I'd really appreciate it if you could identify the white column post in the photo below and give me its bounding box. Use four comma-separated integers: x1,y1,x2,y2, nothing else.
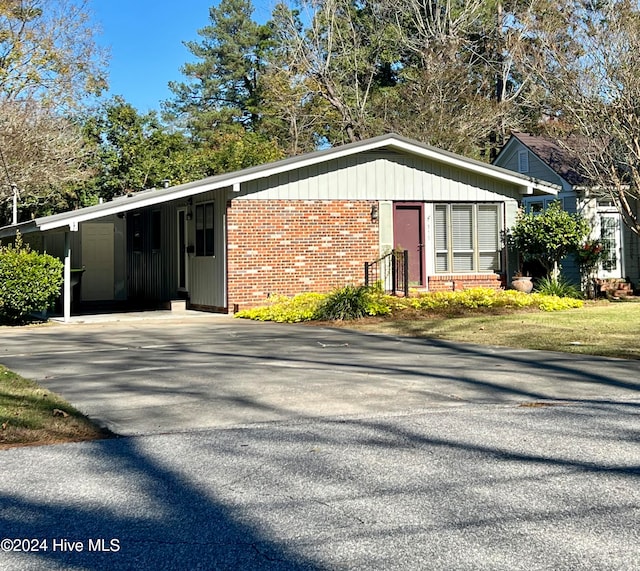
12,185,17,226
63,230,71,323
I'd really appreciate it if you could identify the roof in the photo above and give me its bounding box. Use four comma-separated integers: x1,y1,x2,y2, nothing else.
0,133,559,238
504,132,588,187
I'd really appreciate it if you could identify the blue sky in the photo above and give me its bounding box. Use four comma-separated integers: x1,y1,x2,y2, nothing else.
90,1,272,113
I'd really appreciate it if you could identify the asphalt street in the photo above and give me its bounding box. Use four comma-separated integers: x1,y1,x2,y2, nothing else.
0,315,638,570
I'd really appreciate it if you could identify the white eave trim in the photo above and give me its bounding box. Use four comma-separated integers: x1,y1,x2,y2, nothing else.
4,134,559,236
227,136,559,195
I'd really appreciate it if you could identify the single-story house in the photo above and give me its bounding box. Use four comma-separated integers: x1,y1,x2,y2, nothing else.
494,132,640,288
0,134,558,321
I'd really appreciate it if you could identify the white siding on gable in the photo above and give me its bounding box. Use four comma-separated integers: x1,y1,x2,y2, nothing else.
238,151,527,203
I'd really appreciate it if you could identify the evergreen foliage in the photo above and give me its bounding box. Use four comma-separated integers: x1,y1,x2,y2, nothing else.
509,202,590,279
534,276,583,299
0,234,63,323
316,285,389,321
235,287,583,323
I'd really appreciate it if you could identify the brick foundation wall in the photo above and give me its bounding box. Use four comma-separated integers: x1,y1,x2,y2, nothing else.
428,273,505,292
227,200,379,309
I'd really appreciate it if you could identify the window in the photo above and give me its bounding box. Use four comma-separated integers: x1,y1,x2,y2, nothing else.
195,202,214,256
518,150,529,173
434,204,501,273
528,201,544,213
600,215,618,272
151,210,162,251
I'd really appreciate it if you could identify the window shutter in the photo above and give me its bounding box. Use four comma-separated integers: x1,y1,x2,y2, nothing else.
452,205,473,249
518,150,529,173
477,205,498,250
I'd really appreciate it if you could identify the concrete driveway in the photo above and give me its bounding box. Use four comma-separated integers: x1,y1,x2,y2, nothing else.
1,314,639,570
0,313,639,436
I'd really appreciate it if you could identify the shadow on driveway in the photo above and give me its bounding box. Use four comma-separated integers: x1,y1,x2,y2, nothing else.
0,319,639,436
1,401,639,569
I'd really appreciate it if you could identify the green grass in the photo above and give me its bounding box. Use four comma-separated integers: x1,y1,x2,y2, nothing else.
329,301,640,360
0,366,112,449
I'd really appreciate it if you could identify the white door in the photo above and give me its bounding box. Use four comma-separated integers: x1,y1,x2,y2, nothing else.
81,223,115,301
598,213,623,279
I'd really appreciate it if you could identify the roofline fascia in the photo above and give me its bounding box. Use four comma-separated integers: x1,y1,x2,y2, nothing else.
35,184,229,232
387,138,558,195
2,134,558,235
0,220,38,239
492,134,519,163
222,135,559,195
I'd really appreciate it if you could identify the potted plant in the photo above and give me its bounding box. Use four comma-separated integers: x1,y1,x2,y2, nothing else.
510,271,534,293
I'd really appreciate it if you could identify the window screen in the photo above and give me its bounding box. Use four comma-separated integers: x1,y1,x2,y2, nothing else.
434,204,501,273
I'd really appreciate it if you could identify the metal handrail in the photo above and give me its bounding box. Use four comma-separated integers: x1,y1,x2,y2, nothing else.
364,249,409,296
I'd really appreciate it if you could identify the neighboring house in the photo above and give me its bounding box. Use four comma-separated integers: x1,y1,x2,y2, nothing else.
0,134,557,321
494,132,640,287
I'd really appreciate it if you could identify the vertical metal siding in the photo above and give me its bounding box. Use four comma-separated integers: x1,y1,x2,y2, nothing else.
240,151,524,202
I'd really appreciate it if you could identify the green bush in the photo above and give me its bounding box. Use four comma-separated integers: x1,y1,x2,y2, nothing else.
234,286,392,323
317,285,391,321
234,287,583,323
509,201,590,277
389,287,583,312
534,276,583,299
0,234,64,323
234,292,326,323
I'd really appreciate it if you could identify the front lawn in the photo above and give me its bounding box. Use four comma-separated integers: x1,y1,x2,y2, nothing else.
0,366,112,450
330,301,640,360
235,287,639,360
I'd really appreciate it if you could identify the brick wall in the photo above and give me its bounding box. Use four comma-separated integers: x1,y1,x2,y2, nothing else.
227,199,379,309
428,273,505,292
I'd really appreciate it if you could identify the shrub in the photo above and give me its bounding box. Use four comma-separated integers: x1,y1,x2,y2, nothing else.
387,287,583,313
534,276,583,299
0,234,63,323
508,201,590,277
234,286,393,323
234,287,583,323
234,292,326,323
531,293,583,311
317,285,391,321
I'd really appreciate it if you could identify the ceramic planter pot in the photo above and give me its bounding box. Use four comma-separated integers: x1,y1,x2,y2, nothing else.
511,276,534,293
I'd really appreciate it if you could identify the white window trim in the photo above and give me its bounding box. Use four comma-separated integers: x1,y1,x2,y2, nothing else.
433,203,502,274
518,150,529,173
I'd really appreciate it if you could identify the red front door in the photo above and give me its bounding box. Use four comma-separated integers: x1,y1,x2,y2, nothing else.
393,203,424,286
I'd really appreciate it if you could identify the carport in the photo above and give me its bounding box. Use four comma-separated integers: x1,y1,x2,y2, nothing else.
0,179,230,322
